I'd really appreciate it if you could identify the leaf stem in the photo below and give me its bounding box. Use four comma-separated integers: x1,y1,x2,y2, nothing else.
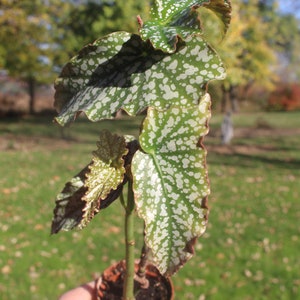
123,180,135,300
119,189,126,209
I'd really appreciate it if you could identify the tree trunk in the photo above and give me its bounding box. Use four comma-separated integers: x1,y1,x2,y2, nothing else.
28,77,36,114
221,84,239,113
221,84,229,113
229,85,239,112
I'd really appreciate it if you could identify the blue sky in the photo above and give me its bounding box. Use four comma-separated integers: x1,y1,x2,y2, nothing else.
277,0,300,18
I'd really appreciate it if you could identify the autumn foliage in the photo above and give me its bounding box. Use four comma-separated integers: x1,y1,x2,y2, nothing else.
268,83,300,111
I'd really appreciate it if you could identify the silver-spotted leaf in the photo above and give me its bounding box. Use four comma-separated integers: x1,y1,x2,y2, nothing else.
81,130,128,228
54,32,225,126
140,0,232,52
132,94,211,276
54,31,132,119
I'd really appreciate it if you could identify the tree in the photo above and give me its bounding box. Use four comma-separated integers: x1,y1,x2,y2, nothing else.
278,16,300,82
200,0,300,111
0,0,150,114
271,13,300,82
0,0,62,113
257,0,300,82
221,0,276,111
58,0,150,57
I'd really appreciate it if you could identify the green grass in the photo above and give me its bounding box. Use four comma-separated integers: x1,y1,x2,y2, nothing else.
209,110,300,130
0,111,299,300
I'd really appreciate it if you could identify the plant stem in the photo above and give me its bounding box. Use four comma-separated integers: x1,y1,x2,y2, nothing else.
123,180,135,300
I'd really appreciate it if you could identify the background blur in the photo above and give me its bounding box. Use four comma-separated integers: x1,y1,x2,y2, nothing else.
0,0,300,115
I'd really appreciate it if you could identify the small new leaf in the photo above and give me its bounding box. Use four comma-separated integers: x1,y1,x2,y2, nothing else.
140,0,232,52
81,130,128,228
132,94,211,276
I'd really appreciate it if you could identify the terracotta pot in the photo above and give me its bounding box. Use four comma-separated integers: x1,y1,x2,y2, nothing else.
96,260,174,300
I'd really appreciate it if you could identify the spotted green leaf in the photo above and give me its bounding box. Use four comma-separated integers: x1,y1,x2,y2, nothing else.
132,94,211,276
54,32,225,126
140,0,232,52
54,31,131,120
81,130,128,228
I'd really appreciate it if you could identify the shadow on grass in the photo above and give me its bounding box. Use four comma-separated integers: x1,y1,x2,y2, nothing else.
208,150,300,171
0,114,143,142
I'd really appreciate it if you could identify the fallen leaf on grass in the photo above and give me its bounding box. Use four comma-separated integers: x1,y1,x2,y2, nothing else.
216,252,225,260
1,265,11,275
244,269,252,278
246,176,264,183
34,224,44,230
2,187,19,194
108,226,121,234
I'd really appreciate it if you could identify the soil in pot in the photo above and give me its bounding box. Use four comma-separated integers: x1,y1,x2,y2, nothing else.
97,260,174,300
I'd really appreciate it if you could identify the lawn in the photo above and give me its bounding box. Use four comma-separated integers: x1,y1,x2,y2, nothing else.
0,111,299,300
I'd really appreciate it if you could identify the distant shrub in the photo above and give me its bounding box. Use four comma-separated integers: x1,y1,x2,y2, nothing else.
267,83,300,111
